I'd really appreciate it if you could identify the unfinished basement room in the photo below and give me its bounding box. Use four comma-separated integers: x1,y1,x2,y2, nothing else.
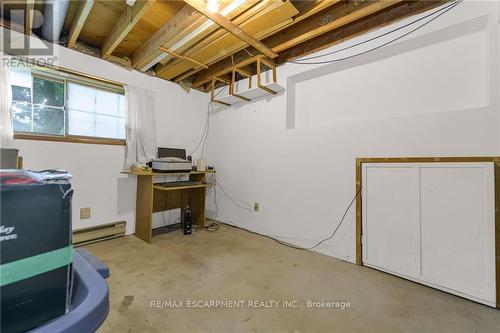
1,0,500,332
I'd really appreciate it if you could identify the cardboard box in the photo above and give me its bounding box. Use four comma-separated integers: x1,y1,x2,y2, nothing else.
1,180,73,333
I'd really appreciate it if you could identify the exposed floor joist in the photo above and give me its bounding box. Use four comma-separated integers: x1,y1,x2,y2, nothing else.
131,0,256,71
291,0,341,24
190,0,406,88
269,0,403,54
101,0,156,59
1,0,451,92
155,0,298,80
67,0,94,48
130,4,205,70
182,0,278,59
159,46,208,69
155,0,260,67
167,0,341,83
278,0,449,62
155,0,281,80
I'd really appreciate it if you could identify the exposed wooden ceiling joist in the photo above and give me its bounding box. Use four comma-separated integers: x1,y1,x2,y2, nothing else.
184,0,343,60
270,0,402,53
131,0,256,71
168,0,341,85
101,0,156,59
130,4,204,70
155,0,298,80
156,0,262,67
159,46,208,69
172,17,292,83
67,0,95,48
190,0,404,88
0,0,451,93
291,1,342,24
278,0,448,62
182,0,278,59
156,0,280,80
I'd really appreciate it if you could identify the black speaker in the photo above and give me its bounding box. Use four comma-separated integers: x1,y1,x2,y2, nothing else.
181,207,192,235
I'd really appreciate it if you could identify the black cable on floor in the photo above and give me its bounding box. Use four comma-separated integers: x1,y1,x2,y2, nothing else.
216,188,361,251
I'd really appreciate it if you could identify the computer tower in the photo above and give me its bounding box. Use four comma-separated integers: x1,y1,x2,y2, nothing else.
181,208,192,235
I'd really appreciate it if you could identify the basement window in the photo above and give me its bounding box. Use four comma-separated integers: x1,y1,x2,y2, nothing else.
9,67,126,145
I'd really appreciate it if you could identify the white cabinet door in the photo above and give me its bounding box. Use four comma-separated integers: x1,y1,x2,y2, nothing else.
362,166,420,277
362,162,496,307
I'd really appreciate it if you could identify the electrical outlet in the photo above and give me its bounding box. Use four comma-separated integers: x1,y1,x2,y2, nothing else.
80,207,91,219
254,202,260,212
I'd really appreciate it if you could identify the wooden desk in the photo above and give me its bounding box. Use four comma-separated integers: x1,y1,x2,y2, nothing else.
122,170,213,243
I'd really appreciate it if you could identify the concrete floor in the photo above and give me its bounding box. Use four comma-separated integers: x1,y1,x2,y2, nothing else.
85,225,500,333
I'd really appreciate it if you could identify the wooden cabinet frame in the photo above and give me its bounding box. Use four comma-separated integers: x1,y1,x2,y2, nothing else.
355,156,500,308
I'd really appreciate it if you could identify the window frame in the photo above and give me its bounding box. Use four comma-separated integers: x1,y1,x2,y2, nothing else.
12,69,126,146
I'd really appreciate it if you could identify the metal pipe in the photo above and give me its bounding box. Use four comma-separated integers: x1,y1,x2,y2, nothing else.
41,0,70,43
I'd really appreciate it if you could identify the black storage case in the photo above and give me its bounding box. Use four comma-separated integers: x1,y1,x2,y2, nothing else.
1,182,73,333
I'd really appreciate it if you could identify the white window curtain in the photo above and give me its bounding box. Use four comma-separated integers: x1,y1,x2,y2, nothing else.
0,67,14,148
124,85,157,169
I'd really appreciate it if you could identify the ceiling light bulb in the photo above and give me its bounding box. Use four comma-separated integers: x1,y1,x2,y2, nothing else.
207,0,218,13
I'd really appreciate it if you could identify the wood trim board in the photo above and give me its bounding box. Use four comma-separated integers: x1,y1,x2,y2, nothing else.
14,133,125,146
355,156,500,308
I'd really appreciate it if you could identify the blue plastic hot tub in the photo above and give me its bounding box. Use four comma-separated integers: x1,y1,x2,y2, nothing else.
28,249,110,333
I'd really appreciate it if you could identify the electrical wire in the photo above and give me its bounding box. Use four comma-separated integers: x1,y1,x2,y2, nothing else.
200,103,211,158
243,48,254,57
186,0,456,242
216,181,254,212
188,88,224,158
202,171,361,250
191,1,461,158
206,173,361,250
289,0,461,65
215,174,255,210
294,0,460,62
214,188,361,251
203,175,221,232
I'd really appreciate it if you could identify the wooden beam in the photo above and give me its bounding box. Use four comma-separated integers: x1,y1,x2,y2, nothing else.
157,0,266,67
169,17,293,83
73,41,132,69
131,1,255,71
131,5,204,70
155,1,298,80
191,0,402,88
277,0,447,63
167,0,338,86
159,47,208,69
101,0,156,59
159,0,331,71
25,0,35,35
183,0,278,58
67,0,94,48
291,0,341,24
268,0,402,53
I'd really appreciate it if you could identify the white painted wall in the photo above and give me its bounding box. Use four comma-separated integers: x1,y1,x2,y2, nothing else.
205,1,500,263
1,34,208,235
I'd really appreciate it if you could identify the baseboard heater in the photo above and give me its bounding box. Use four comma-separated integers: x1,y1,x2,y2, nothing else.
73,221,126,247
